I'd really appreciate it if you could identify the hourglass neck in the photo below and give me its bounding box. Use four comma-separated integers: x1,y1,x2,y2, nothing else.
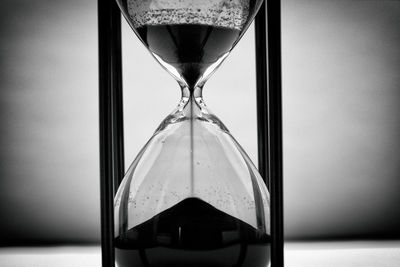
181,86,203,100
177,51,230,100
153,81,228,134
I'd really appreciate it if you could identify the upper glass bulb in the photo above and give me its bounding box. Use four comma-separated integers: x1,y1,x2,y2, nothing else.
116,0,263,88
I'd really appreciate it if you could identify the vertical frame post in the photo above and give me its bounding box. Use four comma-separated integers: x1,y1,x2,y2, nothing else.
255,0,284,266
98,0,124,266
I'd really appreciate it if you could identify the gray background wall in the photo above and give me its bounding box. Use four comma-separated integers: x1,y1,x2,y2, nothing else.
0,0,399,245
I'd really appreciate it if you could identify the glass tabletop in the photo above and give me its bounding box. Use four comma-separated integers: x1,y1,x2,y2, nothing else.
1,241,399,267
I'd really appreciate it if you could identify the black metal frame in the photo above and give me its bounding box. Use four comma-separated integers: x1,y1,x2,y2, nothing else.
98,0,124,266
98,0,283,266
255,1,284,266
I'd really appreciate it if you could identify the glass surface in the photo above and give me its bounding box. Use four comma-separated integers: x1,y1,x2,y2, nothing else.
114,1,270,266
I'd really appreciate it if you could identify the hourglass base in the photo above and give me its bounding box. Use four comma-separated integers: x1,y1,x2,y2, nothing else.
116,244,270,267
115,197,270,267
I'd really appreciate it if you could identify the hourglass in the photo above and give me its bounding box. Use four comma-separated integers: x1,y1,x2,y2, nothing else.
98,0,283,267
